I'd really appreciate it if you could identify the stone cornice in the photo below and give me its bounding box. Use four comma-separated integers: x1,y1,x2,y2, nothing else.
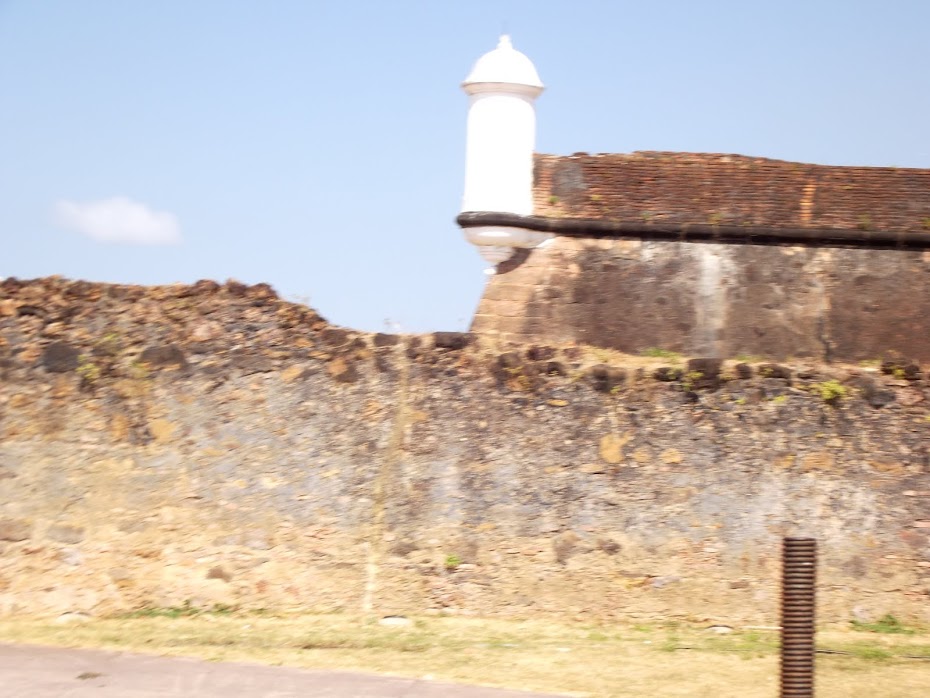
457,211,930,250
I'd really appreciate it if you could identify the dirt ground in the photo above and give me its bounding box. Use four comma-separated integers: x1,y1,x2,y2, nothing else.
1,612,928,697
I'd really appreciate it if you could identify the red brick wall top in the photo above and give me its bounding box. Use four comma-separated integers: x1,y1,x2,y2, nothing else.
533,152,930,234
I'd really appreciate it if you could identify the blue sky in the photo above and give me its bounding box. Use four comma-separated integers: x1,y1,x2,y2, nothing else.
2,1,928,332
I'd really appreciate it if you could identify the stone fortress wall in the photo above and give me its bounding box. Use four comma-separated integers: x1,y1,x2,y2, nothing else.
472,235,930,362
0,277,928,624
469,153,930,361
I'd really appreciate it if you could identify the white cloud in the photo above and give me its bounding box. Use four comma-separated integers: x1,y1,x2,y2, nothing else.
53,197,182,245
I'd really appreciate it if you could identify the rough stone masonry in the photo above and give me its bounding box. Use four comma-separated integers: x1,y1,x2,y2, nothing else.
0,277,928,624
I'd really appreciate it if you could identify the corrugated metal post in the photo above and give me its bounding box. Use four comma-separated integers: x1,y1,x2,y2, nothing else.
780,537,817,698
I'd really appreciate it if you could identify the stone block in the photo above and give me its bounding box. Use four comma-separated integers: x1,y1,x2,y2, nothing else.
140,344,186,369
46,525,84,545
685,358,723,390
433,332,471,351
42,343,80,373
0,519,31,542
588,364,626,393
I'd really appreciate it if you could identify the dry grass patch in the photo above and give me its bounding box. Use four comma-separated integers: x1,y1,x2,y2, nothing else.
0,613,928,697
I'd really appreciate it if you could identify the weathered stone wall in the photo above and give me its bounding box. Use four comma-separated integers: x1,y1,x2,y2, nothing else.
1,277,929,625
473,237,930,362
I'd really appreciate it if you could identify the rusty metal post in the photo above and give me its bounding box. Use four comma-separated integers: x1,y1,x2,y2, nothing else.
780,537,817,698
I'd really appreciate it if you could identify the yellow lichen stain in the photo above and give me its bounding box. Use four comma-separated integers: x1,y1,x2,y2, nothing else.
775,454,796,469
51,377,76,399
868,460,906,475
326,357,349,379
615,575,649,590
361,400,384,420
280,365,304,383
113,379,149,399
82,457,135,477
110,414,129,441
599,432,632,464
17,345,40,363
148,419,177,443
352,347,372,361
8,394,30,409
801,452,835,472
466,461,492,473
669,487,696,504
631,448,652,464
580,463,607,474
659,448,683,465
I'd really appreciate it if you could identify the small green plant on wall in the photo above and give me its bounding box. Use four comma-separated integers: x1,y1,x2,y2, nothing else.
95,331,122,356
850,614,915,635
734,354,763,363
76,355,101,386
681,370,703,392
444,554,462,571
129,360,150,380
815,379,846,403
640,347,681,361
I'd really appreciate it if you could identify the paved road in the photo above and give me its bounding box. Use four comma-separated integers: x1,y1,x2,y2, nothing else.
0,643,568,697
